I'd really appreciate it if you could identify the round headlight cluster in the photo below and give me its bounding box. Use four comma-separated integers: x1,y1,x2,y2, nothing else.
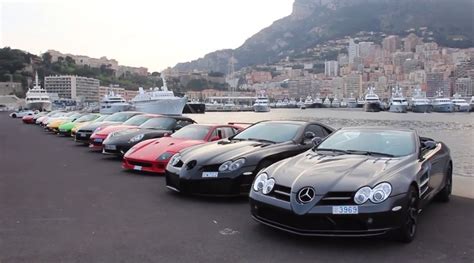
253,173,275,195
169,154,181,166
218,159,245,172
354,182,392,204
129,134,145,143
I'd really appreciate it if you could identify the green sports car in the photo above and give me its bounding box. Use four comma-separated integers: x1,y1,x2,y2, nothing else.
58,113,102,136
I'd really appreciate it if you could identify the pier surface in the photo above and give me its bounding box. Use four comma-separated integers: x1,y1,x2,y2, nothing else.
0,113,473,263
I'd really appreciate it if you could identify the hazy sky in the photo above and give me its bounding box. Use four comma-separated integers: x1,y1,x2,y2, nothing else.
1,0,294,71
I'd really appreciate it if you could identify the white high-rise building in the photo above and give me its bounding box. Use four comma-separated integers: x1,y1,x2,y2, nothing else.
348,39,360,64
324,60,339,77
44,75,100,102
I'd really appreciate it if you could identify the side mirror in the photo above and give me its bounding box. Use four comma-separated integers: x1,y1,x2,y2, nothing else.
210,136,221,142
311,137,323,147
423,141,437,150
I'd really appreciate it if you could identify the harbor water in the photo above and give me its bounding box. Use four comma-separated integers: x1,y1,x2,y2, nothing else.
184,108,474,178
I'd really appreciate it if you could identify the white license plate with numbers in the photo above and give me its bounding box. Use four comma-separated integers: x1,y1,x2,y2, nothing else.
105,145,116,150
202,172,218,178
134,165,142,171
332,206,358,214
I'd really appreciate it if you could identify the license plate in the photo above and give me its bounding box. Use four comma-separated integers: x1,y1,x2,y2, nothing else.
134,165,142,171
94,138,103,143
332,206,358,215
105,145,116,150
79,133,86,137
202,172,218,178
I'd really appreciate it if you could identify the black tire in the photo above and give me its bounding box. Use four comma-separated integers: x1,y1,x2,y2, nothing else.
394,186,419,243
12,114,16,118
435,164,452,202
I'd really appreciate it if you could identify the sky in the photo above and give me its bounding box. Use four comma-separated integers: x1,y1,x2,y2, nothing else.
0,0,294,72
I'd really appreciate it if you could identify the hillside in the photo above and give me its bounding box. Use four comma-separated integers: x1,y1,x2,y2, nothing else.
174,0,473,72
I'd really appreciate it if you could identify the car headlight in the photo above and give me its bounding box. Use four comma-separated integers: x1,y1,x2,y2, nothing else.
370,183,392,203
94,126,103,132
218,161,232,172
253,173,268,192
129,134,145,143
353,182,392,204
354,186,372,205
262,178,275,195
170,154,181,166
219,158,246,172
157,152,174,161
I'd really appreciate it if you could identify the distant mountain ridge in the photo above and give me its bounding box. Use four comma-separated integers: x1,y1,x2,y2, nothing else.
173,0,473,73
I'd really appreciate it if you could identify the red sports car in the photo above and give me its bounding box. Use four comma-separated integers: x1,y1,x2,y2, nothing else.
89,114,161,150
122,124,243,174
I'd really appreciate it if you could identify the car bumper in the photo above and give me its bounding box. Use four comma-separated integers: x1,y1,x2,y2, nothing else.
101,142,132,156
165,166,257,196
75,131,93,143
249,193,407,237
122,158,167,174
58,129,71,136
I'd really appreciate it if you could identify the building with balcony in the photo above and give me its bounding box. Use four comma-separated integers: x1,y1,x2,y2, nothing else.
44,75,100,102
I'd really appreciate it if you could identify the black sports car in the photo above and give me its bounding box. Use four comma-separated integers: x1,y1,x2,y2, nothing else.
165,120,334,196
102,116,196,155
249,127,453,242
74,111,142,144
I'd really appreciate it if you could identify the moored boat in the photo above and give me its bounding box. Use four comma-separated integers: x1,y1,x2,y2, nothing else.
364,87,382,112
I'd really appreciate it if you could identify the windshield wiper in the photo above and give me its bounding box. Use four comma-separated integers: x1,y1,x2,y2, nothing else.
247,138,276,143
346,150,395,158
316,148,351,154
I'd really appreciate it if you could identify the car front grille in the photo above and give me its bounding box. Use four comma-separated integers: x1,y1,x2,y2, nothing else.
128,160,153,167
318,192,355,206
269,184,291,202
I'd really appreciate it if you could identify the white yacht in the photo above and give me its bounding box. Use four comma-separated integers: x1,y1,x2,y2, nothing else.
432,90,454,113
346,93,358,108
313,94,323,108
303,96,314,108
322,97,331,108
288,98,297,108
276,98,290,108
131,76,187,115
100,91,131,114
205,101,224,112
410,87,432,113
451,94,470,112
470,96,474,112
296,98,305,109
253,92,270,112
25,72,52,111
389,86,408,113
364,87,382,112
331,96,341,108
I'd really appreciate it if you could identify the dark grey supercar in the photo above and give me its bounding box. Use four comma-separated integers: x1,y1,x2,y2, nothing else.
249,127,452,243
165,120,334,196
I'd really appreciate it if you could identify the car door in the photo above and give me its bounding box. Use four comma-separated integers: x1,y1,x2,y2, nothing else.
418,139,444,200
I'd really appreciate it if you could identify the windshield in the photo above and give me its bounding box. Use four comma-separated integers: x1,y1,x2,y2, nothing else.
123,115,155,126
171,125,210,140
103,112,136,122
75,114,99,122
139,117,176,130
316,130,415,157
93,115,107,122
233,122,300,143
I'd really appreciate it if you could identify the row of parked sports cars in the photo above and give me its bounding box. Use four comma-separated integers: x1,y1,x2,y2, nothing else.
18,110,453,242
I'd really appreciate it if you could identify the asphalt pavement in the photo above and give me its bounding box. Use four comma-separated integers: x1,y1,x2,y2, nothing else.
0,113,473,263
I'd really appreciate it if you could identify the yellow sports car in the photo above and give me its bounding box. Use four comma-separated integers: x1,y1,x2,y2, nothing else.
47,112,85,133
71,114,108,137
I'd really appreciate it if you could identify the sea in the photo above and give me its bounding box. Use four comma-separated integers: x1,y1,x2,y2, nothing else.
184,108,474,178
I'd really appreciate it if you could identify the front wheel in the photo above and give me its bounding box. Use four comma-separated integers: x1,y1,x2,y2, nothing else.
394,186,419,243
11,114,17,118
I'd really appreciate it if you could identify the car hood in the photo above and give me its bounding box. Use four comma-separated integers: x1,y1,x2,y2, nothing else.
96,125,137,136
78,121,121,131
179,140,287,165
268,152,412,194
105,128,170,143
126,137,205,161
